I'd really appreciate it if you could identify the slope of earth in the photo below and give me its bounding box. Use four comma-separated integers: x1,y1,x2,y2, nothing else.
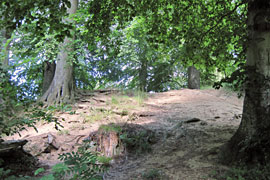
5,88,243,179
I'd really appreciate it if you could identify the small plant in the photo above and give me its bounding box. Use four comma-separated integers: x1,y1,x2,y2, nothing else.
0,168,11,179
142,169,162,180
133,90,148,105
97,156,112,165
120,129,155,154
47,103,73,113
82,109,114,123
35,164,69,180
111,96,120,105
58,141,108,179
36,140,108,180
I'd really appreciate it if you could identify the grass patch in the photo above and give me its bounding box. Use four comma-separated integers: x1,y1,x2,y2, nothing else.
111,95,132,105
109,90,147,110
200,85,215,90
82,109,115,123
133,90,148,105
99,123,122,133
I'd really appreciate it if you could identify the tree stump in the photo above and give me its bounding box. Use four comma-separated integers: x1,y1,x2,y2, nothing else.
88,123,156,158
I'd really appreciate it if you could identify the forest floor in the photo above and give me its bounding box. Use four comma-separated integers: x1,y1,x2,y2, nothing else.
6,88,243,180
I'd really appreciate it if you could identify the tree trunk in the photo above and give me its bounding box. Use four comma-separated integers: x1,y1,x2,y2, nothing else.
0,29,12,107
188,66,200,89
139,59,148,91
220,0,270,164
42,61,56,95
41,0,78,105
0,29,11,67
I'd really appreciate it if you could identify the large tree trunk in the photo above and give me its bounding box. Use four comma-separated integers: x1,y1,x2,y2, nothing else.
42,61,56,95
41,0,78,105
221,0,270,164
188,66,200,89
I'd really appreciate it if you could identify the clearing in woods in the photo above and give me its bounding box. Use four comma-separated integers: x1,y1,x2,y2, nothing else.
6,88,243,179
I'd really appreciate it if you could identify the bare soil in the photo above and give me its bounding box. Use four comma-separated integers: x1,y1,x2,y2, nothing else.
6,88,243,180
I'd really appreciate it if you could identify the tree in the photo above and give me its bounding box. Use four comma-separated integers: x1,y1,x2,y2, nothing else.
0,28,12,110
220,0,270,164
0,29,11,67
4,0,270,165
42,61,56,95
187,66,200,89
41,0,78,105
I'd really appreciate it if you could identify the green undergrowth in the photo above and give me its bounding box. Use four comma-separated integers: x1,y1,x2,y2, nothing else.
97,123,156,155
120,129,155,154
1,140,111,180
35,140,109,180
211,164,270,180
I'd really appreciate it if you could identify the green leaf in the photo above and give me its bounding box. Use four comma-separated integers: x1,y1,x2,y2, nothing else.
34,168,45,176
40,174,55,180
52,163,69,174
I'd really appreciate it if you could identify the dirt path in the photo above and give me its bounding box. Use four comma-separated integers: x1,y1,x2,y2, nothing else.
6,88,243,179
103,89,243,179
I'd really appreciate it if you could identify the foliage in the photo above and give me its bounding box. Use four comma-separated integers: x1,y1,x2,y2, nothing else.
96,156,112,165
0,63,62,137
88,16,187,92
0,63,60,137
0,104,63,138
2,0,248,98
35,141,108,180
0,63,17,118
47,103,74,113
213,64,246,95
9,26,60,98
97,123,156,155
120,129,155,154
59,141,108,179
0,0,73,42
219,164,270,180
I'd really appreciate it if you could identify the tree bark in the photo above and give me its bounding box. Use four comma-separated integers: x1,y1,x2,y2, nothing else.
188,66,200,89
220,0,270,164
42,61,56,95
139,59,148,92
41,0,78,105
0,29,12,108
0,29,11,67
